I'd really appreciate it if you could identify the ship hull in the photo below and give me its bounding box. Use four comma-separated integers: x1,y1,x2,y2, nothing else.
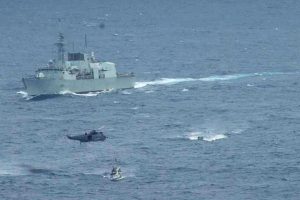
22,76,135,96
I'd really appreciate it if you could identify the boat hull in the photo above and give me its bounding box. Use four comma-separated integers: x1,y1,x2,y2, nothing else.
22,76,135,96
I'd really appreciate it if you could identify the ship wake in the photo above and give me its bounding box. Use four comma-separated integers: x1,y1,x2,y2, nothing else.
59,89,114,97
134,71,291,88
17,89,115,100
59,90,100,97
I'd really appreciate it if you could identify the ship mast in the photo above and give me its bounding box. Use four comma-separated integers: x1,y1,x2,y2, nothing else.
55,33,65,68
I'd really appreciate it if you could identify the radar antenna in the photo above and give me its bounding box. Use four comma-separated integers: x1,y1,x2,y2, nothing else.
84,34,88,50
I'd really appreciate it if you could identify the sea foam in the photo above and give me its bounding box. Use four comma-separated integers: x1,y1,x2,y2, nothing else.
187,131,227,142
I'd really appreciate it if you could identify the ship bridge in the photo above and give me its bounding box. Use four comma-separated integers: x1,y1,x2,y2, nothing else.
65,52,89,70
68,53,84,61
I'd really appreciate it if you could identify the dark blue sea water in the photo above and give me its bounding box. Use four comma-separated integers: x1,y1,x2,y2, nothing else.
1,0,300,199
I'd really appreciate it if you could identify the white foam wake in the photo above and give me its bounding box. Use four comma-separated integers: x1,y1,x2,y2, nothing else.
134,71,289,89
59,89,113,97
199,73,254,81
17,91,29,98
0,165,26,176
121,90,132,95
187,131,227,142
203,134,227,142
134,78,196,88
17,91,34,100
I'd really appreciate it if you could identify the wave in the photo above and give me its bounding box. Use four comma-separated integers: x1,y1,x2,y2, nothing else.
134,71,290,89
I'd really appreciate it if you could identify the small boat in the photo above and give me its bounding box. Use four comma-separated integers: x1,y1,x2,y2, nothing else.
110,166,123,181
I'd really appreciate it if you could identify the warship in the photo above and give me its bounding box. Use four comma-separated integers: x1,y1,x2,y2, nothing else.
22,33,135,96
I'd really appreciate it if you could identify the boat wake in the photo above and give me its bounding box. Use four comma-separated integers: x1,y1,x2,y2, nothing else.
18,71,292,99
186,131,227,142
134,71,291,89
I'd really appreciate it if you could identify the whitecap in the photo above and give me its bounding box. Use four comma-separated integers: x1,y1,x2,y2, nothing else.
182,88,189,92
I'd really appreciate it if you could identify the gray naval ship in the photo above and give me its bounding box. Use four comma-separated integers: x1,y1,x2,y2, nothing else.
22,33,135,96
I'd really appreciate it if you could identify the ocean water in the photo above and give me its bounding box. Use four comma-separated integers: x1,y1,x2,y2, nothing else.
1,0,300,199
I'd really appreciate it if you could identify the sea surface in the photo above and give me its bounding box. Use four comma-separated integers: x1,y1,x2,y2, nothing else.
1,0,300,199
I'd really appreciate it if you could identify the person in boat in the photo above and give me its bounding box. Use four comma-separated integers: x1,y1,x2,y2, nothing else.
111,167,117,175
83,132,90,141
111,166,121,176
87,134,92,141
197,136,204,140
